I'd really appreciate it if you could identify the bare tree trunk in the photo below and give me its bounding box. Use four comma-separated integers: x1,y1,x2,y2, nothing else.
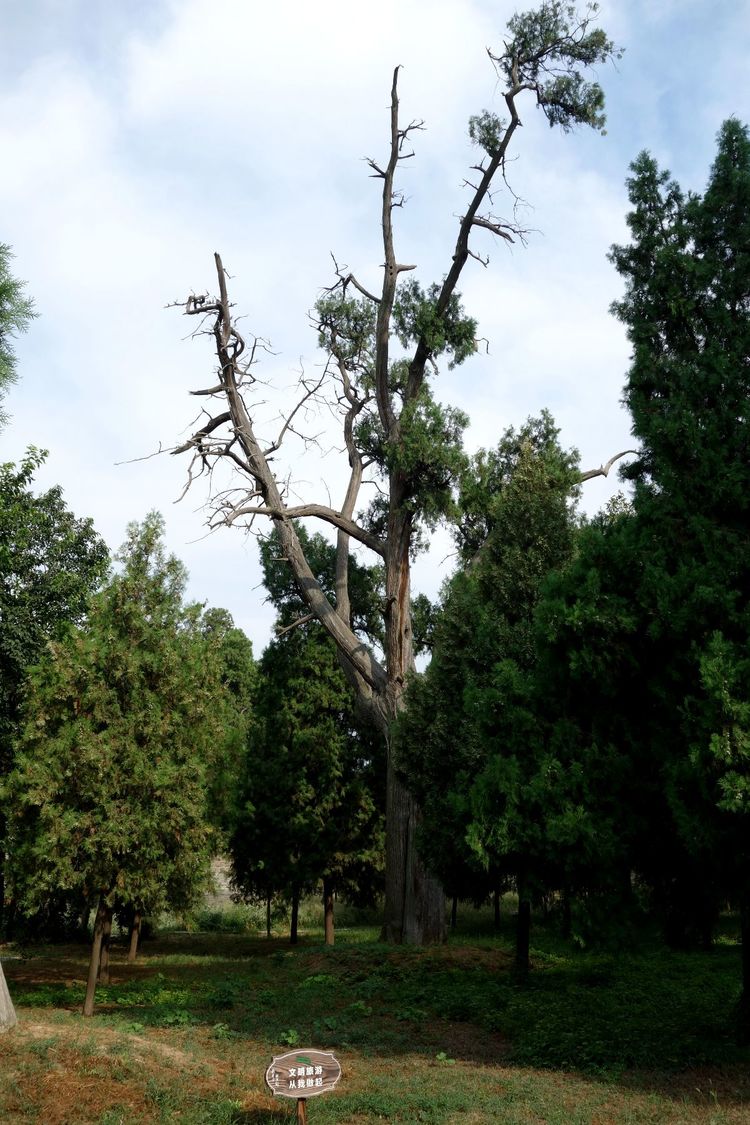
98,907,112,985
127,912,141,963
83,898,108,1017
381,768,445,943
172,25,622,949
0,957,17,1033
323,877,335,947
450,895,458,932
379,503,446,945
290,887,300,946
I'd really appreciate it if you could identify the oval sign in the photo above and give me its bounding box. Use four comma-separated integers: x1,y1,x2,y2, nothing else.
266,1049,341,1100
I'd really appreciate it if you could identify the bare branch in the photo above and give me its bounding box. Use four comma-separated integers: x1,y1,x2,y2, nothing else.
171,411,231,456
224,501,385,558
470,216,515,243
190,384,225,397
326,256,382,305
275,614,314,637
171,252,388,694
579,450,638,483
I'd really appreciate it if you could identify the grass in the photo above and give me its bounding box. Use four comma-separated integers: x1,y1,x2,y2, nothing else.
0,901,749,1123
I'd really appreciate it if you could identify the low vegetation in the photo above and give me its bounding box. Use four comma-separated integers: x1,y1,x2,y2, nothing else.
1,902,748,1124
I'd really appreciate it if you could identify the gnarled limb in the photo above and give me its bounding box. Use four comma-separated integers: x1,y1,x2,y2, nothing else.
579,449,637,482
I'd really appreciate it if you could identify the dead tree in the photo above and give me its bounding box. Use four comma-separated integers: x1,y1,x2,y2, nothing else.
170,5,621,943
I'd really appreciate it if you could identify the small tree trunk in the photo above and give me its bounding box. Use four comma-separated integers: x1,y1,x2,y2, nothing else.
323,877,335,947
0,956,17,1032
290,887,300,945
78,900,91,940
127,912,141,963
83,898,108,1017
450,894,458,932
494,886,501,931
98,907,113,985
266,893,272,939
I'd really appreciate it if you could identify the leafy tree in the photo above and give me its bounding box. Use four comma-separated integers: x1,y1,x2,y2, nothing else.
0,243,35,430
538,120,750,1010
609,117,750,1004
231,570,384,945
3,513,231,1015
397,414,581,969
200,607,257,837
0,449,108,926
171,4,620,942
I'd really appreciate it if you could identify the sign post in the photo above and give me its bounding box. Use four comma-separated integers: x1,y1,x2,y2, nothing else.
266,1048,341,1121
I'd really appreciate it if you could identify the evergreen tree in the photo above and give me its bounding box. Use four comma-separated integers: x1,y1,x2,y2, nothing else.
397,415,581,969
0,449,108,928
539,120,750,1009
200,607,257,838
231,623,384,944
0,243,35,430
611,116,750,941
3,513,230,1014
173,3,620,943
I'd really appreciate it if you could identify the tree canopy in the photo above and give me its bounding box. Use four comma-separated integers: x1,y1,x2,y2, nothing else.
3,513,236,1012
172,2,621,943
0,243,35,430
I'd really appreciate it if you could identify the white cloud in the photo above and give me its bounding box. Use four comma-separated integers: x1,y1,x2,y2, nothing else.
1,0,746,651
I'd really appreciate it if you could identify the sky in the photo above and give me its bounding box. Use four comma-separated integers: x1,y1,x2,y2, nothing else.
1,0,749,656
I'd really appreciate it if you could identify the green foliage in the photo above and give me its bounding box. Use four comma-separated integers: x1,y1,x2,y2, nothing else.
230,619,384,911
315,294,376,380
3,513,232,922
392,280,477,368
5,918,749,1122
535,119,750,956
199,607,257,836
0,449,108,776
315,280,475,535
258,524,385,647
0,243,36,429
611,120,750,881
397,416,581,909
356,385,469,528
468,111,507,158
499,3,620,133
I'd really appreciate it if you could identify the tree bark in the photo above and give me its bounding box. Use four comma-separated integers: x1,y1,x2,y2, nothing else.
98,906,112,985
290,887,300,945
451,894,458,932
0,956,17,1033
83,897,108,1017
381,768,445,943
127,912,141,963
379,501,446,945
323,877,335,947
